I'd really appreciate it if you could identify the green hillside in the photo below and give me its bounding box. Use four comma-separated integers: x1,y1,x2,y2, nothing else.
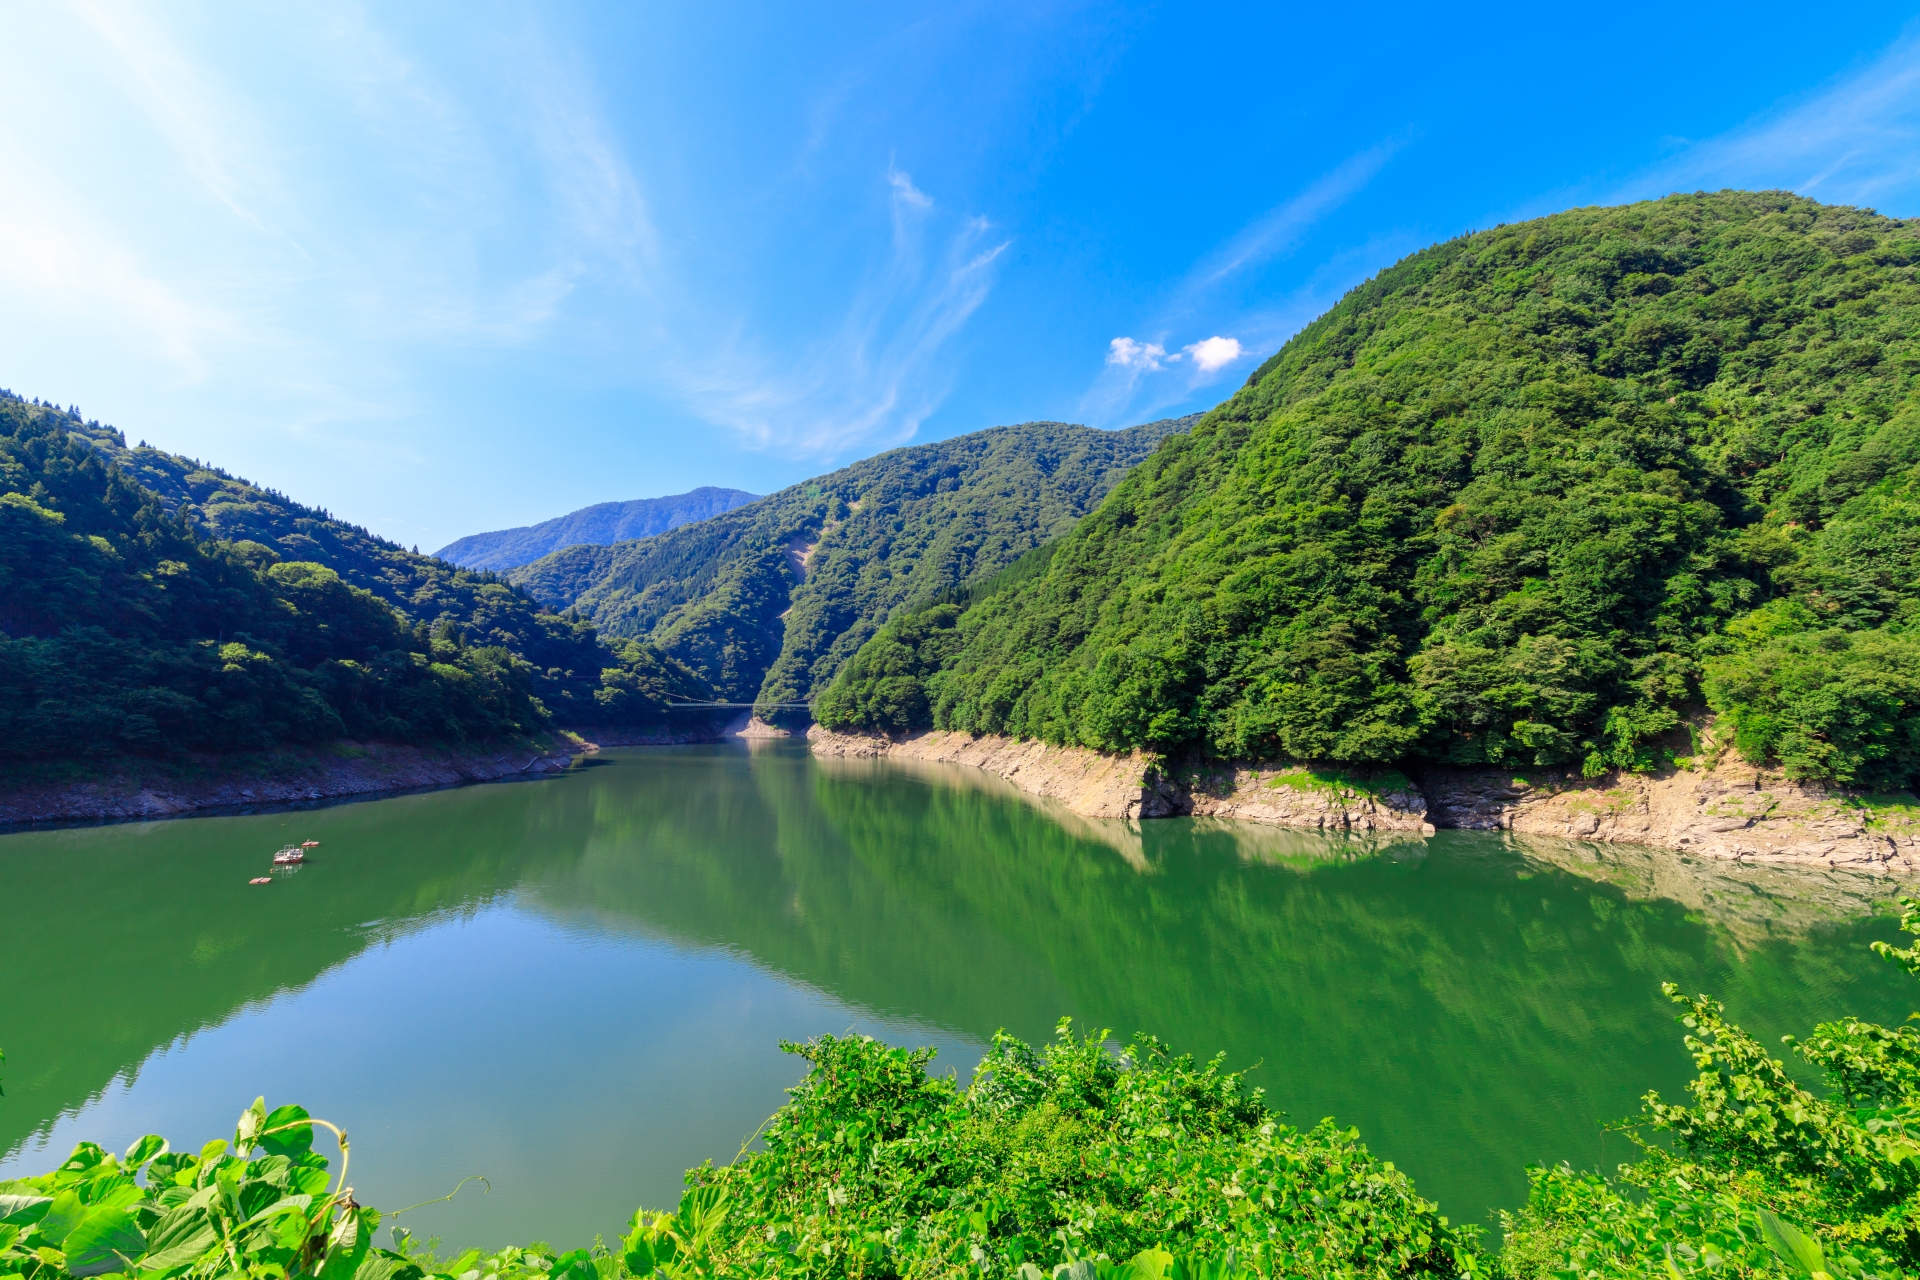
820,191,1920,790
0,395,707,763
511,417,1192,713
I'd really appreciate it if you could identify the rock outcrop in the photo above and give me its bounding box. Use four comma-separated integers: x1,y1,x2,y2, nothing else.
1421,754,1920,872
808,727,1180,820
806,728,1432,831
808,727,1920,871
1177,763,1434,832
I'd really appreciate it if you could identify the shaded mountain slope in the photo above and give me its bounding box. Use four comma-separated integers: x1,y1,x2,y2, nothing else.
100,427,710,729
0,396,538,756
821,191,1920,791
511,417,1195,712
0,394,706,763
433,486,760,571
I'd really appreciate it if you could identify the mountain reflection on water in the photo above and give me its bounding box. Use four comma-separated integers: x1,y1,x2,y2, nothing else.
2,742,1911,1248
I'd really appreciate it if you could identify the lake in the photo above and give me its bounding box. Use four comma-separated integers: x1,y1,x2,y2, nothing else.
2,742,1913,1250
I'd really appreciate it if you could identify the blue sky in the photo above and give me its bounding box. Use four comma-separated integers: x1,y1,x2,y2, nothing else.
5,3,1920,552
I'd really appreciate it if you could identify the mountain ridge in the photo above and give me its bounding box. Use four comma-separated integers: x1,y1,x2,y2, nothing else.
818,190,1920,794
0,393,711,768
434,486,760,570
510,416,1198,711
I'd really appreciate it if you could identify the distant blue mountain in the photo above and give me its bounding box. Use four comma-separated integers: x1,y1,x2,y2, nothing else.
434,487,760,570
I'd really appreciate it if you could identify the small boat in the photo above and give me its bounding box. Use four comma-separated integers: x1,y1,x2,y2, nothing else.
250,877,272,885
272,847,305,866
301,840,320,848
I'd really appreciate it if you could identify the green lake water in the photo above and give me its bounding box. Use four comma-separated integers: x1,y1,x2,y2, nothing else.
3,742,1915,1248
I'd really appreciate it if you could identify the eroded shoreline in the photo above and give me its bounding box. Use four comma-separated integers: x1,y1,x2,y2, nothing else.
0,725,732,829
808,725,1920,873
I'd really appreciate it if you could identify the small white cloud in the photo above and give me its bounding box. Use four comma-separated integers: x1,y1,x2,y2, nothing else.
1183,335,1243,373
1107,336,1166,370
888,166,932,210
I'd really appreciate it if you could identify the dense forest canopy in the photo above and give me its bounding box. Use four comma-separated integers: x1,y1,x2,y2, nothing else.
0,395,707,761
511,417,1193,713
820,191,1920,790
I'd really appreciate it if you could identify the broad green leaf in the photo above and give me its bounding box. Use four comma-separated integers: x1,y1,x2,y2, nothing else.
145,1153,194,1189
154,1185,194,1210
90,1182,144,1213
1884,1136,1920,1164
139,1206,218,1273
1119,1249,1174,1280
259,1106,313,1159
317,1206,373,1280
1757,1210,1830,1279
240,1194,312,1228
237,1177,287,1221
673,1185,729,1246
122,1137,166,1173
37,1190,84,1245
352,1246,426,1280
288,1161,331,1198
59,1145,109,1178
63,1206,146,1276
1055,1261,1098,1280
0,1196,50,1227
620,1236,656,1276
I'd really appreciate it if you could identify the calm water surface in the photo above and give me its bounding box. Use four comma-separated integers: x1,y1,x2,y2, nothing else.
2,742,1914,1247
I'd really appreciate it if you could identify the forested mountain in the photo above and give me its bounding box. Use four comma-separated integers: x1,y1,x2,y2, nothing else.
0,395,706,761
819,192,1920,791
510,417,1194,714
434,486,760,570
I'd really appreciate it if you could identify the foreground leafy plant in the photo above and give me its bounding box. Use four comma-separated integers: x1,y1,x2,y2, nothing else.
27,900,1920,1280
691,1024,1474,1280
1503,897,1920,1280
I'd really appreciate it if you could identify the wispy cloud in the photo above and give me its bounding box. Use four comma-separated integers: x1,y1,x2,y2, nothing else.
1623,29,1920,209
67,0,286,234
1183,140,1402,299
1079,139,1400,425
887,165,934,211
663,168,1009,454
0,4,1010,470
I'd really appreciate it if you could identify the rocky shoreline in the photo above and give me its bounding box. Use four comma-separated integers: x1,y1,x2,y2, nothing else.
0,739,586,829
807,726,1920,873
0,715,767,829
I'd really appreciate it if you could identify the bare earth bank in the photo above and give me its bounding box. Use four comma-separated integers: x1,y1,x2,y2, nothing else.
807,726,1920,873
0,723,732,828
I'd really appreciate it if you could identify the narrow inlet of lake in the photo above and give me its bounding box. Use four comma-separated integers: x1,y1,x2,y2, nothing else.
2,742,1911,1248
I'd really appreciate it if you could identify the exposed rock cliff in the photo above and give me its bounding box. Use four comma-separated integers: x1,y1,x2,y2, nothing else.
808,728,1920,872
1177,762,1434,832
808,726,1179,820
806,727,1432,831
1421,754,1920,872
